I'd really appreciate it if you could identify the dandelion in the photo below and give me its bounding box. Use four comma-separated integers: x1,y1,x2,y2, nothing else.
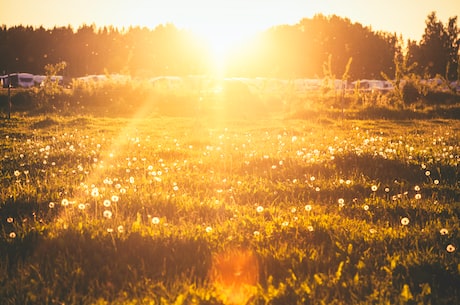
307,225,314,232
14,170,20,177
305,204,312,212
434,179,439,185
91,187,99,197
371,185,378,192
363,204,369,211
401,217,410,226
425,170,431,176
129,176,135,184
173,185,179,191
315,187,320,192
256,206,264,213
49,202,55,208
205,226,213,233
440,228,448,235
414,185,420,192
107,228,114,233
152,217,160,225
384,187,390,193
253,230,260,237
9,232,16,239
415,193,422,200
446,244,456,253
111,195,119,202
291,207,297,213
282,221,289,227
78,203,86,210
103,199,111,207
369,228,376,234
338,198,345,208
103,210,113,219
6,217,13,223
61,199,69,207
117,225,124,233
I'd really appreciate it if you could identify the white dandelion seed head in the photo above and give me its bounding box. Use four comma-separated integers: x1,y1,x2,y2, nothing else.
440,228,448,235
103,200,111,207
256,205,264,213
446,244,456,253
151,217,160,225
401,217,410,226
103,210,112,219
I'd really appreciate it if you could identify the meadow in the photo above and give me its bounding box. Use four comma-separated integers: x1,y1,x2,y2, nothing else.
0,110,458,305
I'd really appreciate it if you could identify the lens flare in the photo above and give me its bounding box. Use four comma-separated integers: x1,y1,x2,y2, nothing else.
209,248,259,305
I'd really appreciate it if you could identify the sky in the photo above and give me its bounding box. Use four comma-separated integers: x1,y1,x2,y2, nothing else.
1,0,459,54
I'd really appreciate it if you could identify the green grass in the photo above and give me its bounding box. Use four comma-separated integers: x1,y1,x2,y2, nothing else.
0,115,459,305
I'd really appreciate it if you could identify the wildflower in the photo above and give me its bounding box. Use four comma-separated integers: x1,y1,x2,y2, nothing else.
61,199,69,206
338,198,345,207
91,187,99,197
103,200,111,207
305,204,312,212
256,206,264,213
384,187,390,193
371,185,378,192
291,207,297,213
415,194,422,200
107,228,114,233
173,185,179,191
152,217,160,225
129,176,135,184
14,170,20,177
315,187,320,192
103,210,113,219
401,217,410,226
446,244,456,253
440,228,448,235
434,179,439,185
369,228,376,234
117,225,124,233
9,232,16,239
111,195,119,202
425,171,431,176
205,226,213,233
253,230,260,237
363,205,369,211
414,185,420,192
49,202,55,208
78,203,86,210
6,217,13,223
282,221,289,227
307,225,314,232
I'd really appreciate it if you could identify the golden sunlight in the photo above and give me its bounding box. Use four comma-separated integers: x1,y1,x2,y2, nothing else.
209,248,259,305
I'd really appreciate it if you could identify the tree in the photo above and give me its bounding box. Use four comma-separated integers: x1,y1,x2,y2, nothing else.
412,12,459,80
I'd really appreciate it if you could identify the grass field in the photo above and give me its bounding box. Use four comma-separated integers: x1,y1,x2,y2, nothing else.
0,114,459,304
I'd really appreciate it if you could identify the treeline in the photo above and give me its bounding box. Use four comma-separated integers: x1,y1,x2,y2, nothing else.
0,12,458,80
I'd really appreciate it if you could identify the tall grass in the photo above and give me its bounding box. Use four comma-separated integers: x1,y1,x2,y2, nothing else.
0,115,458,304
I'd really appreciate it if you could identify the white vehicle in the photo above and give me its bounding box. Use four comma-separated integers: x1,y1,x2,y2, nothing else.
1,73,35,88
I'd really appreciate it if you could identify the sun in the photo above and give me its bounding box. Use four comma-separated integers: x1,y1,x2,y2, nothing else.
194,24,258,76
